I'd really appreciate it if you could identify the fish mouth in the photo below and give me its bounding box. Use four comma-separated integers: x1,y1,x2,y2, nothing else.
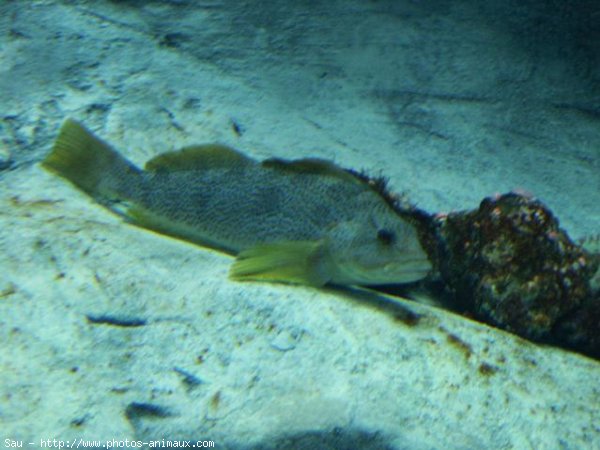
340,257,432,286
332,252,432,286
380,257,432,282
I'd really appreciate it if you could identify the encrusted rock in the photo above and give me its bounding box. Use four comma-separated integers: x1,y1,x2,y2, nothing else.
406,192,599,358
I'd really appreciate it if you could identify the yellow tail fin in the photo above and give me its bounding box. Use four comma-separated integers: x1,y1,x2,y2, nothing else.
42,119,140,200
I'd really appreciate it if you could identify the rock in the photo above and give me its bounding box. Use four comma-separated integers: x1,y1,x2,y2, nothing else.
409,192,599,358
1,168,599,447
0,145,12,170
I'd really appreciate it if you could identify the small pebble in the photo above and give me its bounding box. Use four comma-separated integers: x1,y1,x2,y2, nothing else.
270,329,301,351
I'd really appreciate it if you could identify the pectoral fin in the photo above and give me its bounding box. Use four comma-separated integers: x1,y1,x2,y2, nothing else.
229,240,331,287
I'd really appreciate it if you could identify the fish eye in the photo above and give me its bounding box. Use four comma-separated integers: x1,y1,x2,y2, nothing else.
377,228,395,245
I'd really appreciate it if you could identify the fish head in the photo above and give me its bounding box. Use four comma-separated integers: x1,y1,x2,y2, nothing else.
326,207,432,285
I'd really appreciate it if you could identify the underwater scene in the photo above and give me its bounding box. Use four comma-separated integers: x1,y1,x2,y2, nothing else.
1,0,599,448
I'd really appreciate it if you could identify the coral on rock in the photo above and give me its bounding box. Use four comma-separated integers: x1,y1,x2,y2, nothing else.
404,192,599,358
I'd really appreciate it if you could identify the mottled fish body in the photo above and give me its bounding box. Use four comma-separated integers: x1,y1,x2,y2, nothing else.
42,119,431,286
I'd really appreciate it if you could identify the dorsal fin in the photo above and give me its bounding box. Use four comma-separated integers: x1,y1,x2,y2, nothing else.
262,157,365,186
145,144,254,172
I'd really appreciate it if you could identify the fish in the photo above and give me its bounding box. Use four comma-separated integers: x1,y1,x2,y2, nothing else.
41,119,432,287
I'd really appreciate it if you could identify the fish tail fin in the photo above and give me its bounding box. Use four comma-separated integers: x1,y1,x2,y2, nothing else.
42,119,141,201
